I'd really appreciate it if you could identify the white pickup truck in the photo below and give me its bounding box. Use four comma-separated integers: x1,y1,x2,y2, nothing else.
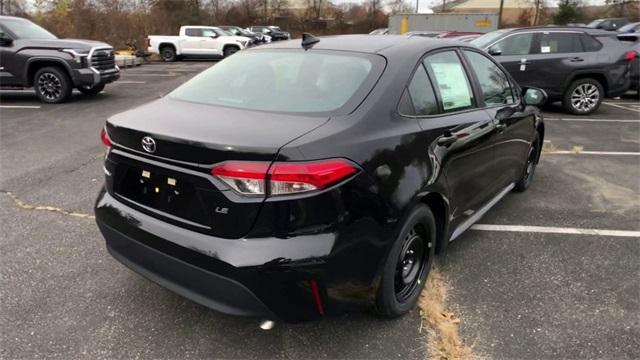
147,26,251,62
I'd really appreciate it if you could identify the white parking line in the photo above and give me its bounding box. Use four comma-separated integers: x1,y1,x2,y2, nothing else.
545,118,640,123
471,224,640,238
113,80,147,84
602,102,640,112
0,105,41,109
121,73,179,77
545,150,640,156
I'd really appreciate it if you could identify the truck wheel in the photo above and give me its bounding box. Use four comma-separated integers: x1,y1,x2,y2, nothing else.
160,46,176,62
33,66,72,104
223,46,239,58
78,83,105,96
563,78,603,115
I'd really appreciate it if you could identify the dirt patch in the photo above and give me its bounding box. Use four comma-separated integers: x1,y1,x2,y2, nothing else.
419,266,477,360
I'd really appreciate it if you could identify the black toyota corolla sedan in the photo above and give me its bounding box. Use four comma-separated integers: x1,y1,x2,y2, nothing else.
95,35,546,323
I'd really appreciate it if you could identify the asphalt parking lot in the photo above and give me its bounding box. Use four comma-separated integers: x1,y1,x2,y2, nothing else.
1,62,638,359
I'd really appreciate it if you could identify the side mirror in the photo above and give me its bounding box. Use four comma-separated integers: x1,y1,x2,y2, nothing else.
522,87,547,106
488,47,502,56
0,33,13,46
210,34,218,39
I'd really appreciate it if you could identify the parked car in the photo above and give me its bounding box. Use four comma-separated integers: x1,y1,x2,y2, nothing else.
617,22,640,33
473,26,633,114
248,26,290,41
219,25,266,45
0,15,119,103
369,28,389,35
405,30,443,38
454,34,481,42
147,26,251,62
96,34,547,323
437,31,483,38
587,18,629,31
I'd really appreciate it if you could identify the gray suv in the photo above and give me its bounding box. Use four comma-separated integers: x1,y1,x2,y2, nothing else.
0,16,120,103
473,27,632,114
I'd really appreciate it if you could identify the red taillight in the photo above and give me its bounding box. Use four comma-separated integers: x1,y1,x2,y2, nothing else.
211,159,358,196
146,37,151,47
100,127,112,147
624,50,638,61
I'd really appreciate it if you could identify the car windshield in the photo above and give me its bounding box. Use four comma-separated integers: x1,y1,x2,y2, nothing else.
587,19,604,28
170,50,379,114
471,29,509,48
1,18,56,39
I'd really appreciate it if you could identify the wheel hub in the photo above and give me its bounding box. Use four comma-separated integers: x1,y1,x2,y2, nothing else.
394,228,431,302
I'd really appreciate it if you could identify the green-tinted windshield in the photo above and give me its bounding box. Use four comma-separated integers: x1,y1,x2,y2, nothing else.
170,50,379,114
2,18,56,40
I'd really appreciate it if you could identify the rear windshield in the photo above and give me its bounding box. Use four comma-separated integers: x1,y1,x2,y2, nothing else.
170,50,382,114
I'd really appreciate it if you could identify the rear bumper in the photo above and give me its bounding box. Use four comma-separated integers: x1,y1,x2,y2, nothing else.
99,220,278,318
95,188,386,322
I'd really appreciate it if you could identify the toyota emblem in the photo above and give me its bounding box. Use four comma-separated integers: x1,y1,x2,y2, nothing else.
141,136,156,153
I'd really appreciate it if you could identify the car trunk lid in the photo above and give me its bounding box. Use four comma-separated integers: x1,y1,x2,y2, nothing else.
105,98,329,238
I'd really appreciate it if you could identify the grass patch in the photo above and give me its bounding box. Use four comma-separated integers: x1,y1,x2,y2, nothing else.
419,266,476,360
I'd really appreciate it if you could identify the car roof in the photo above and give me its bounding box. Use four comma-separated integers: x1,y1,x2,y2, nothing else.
252,34,468,56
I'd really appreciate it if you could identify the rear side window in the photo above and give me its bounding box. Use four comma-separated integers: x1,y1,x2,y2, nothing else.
540,32,583,53
185,28,202,37
490,33,534,56
423,51,474,113
405,65,438,115
464,51,516,106
580,34,603,51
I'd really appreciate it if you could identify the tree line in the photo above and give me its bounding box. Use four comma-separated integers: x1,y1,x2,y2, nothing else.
0,0,396,49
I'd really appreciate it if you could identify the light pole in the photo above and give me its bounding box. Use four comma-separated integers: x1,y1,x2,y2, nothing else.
416,0,419,13
498,0,505,28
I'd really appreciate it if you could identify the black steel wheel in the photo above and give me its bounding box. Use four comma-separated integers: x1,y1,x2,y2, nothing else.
376,204,436,318
514,134,540,192
394,227,430,303
33,67,72,104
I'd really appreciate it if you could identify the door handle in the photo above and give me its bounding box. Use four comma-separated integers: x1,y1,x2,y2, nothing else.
569,57,584,62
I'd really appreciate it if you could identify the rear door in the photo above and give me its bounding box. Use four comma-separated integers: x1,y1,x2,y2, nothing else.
180,28,204,54
524,31,586,97
486,32,536,87
408,49,498,226
0,25,21,86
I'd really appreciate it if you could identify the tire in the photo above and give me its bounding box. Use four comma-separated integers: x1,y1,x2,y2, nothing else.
78,83,105,96
514,133,540,192
375,204,436,318
160,46,176,62
223,46,239,58
33,66,72,104
563,78,604,115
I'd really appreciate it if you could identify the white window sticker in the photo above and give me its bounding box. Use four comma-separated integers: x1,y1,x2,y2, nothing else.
541,46,551,53
430,62,472,111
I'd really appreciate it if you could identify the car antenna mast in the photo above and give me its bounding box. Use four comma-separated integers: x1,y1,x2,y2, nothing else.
301,33,320,51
